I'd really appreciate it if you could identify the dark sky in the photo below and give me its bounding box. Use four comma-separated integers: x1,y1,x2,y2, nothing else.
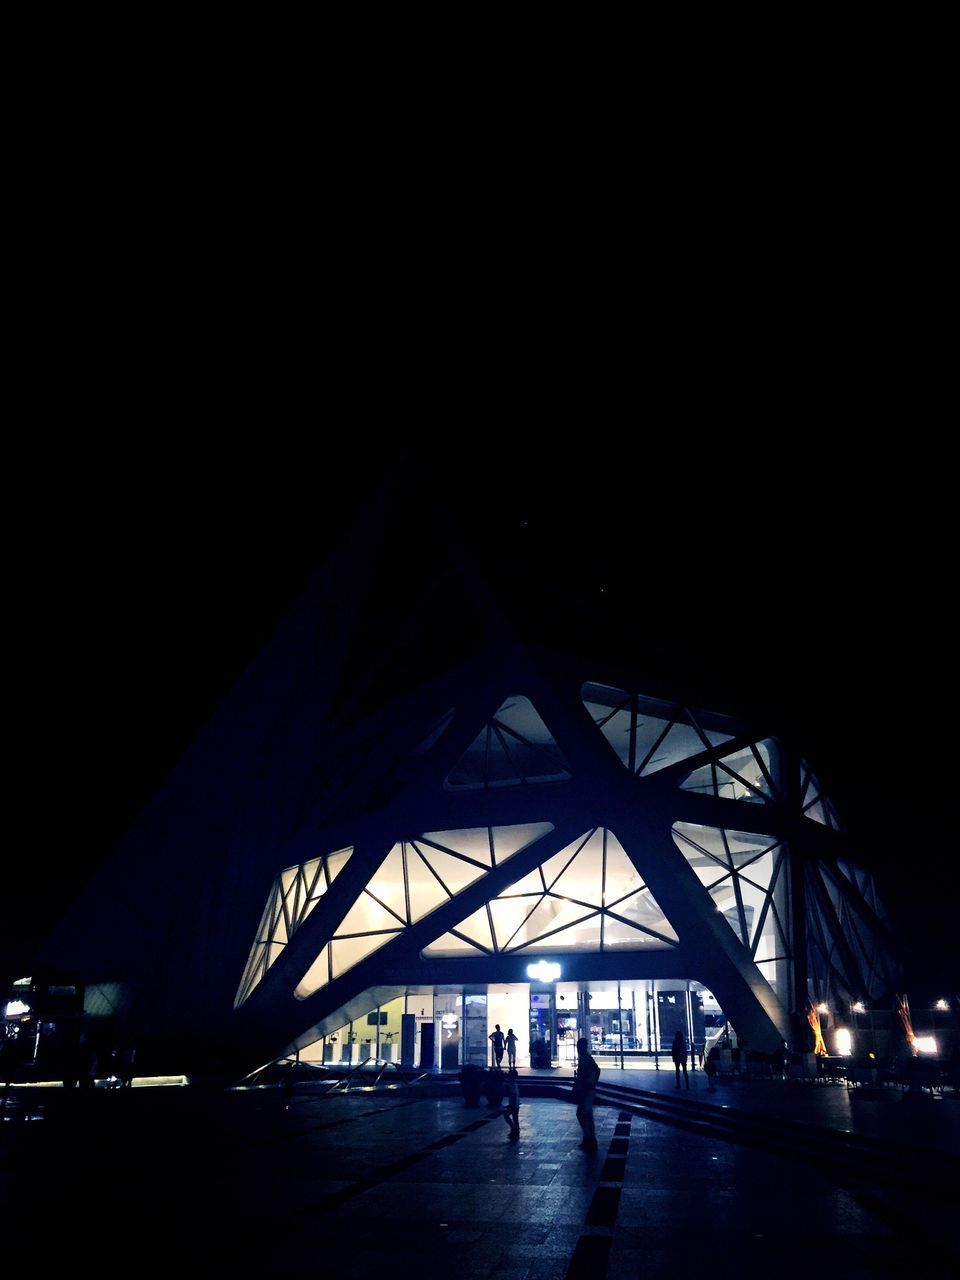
8,437,953,999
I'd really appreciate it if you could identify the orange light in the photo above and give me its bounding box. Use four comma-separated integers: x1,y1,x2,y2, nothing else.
806,1000,828,1056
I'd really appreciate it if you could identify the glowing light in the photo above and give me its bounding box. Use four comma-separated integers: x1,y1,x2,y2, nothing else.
526,961,562,982
914,1035,938,1054
851,1001,865,1013
835,1028,853,1056
935,999,949,1011
816,1003,828,1014
4,1000,30,1017
805,1000,828,1056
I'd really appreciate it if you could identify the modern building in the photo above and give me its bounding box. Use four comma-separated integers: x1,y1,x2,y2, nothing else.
31,487,900,1079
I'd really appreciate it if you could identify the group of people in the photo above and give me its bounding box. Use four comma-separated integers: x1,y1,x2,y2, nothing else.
488,1023,602,1151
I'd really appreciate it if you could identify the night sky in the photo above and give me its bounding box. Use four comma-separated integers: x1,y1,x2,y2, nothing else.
8,437,953,1000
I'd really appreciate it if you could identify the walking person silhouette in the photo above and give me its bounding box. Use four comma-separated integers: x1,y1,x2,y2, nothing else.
502,1068,520,1140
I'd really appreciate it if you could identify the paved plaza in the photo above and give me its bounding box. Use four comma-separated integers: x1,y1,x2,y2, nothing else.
2,1071,958,1276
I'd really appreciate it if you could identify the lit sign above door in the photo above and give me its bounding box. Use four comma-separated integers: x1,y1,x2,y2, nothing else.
526,961,561,982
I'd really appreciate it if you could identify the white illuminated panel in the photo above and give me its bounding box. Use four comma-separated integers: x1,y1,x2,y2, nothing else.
526,961,561,982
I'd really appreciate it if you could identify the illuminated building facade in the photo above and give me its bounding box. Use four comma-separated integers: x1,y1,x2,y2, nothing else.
34,496,900,1077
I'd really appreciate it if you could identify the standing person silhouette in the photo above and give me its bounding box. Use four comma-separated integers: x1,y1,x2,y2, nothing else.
672,1029,689,1089
505,1027,518,1070
489,1024,506,1068
573,1037,601,1152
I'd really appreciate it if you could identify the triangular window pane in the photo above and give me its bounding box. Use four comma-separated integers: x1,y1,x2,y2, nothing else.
800,760,819,810
607,889,679,942
504,895,591,948
365,845,407,920
300,856,323,894
582,685,633,759
738,850,776,892
514,916,602,952
589,704,633,767
454,907,494,952
672,822,729,862
496,695,557,746
690,863,730,891
726,831,774,862
715,765,767,803
680,762,715,795
681,741,778,802
283,877,302,928
502,867,546,895
640,722,706,775
551,832,604,907
800,763,841,828
417,847,487,896
236,947,265,1007
602,832,642,903
405,847,450,922
492,822,554,864
708,880,741,934
632,713,673,772
582,683,741,774
325,849,352,886
330,932,399,979
294,946,330,1000
336,891,404,936
420,828,492,866
489,897,541,950
738,883,769,949
675,831,731,886
539,842,581,890
236,845,355,1007
805,799,827,825
445,726,489,788
755,898,789,965
603,913,677,950
445,696,570,789
423,932,485,957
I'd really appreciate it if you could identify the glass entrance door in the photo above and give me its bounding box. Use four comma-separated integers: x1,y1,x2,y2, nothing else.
529,989,555,1067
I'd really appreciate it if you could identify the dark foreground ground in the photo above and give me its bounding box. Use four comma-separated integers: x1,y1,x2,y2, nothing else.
1,1077,958,1277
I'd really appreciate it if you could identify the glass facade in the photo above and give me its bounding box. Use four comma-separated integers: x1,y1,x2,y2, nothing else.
425,827,677,957
239,678,897,1068
308,979,728,1072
